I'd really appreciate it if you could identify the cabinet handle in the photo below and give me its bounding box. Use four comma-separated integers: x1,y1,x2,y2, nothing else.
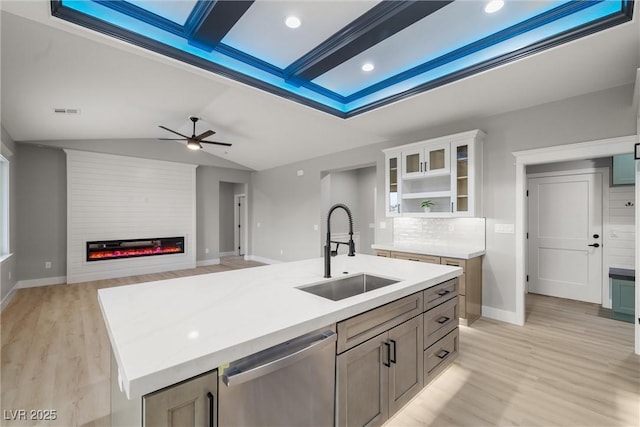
436,316,450,324
424,161,428,171
383,342,391,367
389,339,397,364
420,162,423,172
588,243,600,248
451,202,454,212
437,289,450,296
436,349,450,359
207,392,215,427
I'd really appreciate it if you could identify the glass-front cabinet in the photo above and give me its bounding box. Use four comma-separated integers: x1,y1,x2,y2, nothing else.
383,130,484,217
401,142,450,179
385,150,401,216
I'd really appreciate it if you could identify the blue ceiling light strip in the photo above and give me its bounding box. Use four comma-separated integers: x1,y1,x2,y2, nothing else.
345,0,607,103
50,0,634,118
345,0,634,116
51,0,350,116
93,0,186,37
283,1,452,83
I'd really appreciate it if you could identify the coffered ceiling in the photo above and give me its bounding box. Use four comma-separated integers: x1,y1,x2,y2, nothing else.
1,1,639,170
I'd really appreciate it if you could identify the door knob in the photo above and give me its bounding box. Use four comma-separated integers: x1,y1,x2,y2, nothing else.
588,243,600,248
593,234,599,239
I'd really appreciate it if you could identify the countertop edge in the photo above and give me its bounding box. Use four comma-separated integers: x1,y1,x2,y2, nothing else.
371,243,485,259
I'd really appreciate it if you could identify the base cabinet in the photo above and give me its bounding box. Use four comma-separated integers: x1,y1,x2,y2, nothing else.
336,316,423,427
143,370,218,427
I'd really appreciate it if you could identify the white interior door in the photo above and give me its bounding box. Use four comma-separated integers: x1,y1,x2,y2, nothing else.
528,173,603,303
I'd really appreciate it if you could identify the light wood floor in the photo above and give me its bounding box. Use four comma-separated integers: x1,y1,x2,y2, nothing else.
387,294,640,427
2,264,639,426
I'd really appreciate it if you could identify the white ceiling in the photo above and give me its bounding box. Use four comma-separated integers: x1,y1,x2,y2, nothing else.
1,1,639,171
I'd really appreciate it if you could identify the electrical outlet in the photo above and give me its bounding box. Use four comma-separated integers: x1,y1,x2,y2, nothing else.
280,249,284,255
45,261,52,269
205,248,209,254
313,224,318,231
8,271,11,280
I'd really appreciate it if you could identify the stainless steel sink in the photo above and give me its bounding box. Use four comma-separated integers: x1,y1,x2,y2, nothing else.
297,274,399,301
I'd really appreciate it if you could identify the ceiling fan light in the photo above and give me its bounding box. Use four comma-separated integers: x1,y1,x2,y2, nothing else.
187,140,201,150
485,0,504,13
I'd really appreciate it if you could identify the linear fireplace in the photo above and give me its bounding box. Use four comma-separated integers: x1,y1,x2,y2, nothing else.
86,237,185,262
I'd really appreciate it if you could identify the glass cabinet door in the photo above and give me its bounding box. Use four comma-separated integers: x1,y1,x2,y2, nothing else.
401,147,423,179
387,153,401,216
454,144,469,213
424,142,450,176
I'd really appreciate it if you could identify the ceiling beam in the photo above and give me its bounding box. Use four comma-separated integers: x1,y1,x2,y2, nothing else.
187,0,254,52
283,0,452,85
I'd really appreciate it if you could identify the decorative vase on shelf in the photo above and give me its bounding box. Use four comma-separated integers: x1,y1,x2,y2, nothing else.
420,200,434,213
423,207,431,213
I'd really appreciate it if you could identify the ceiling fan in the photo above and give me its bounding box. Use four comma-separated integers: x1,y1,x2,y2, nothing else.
159,116,232,150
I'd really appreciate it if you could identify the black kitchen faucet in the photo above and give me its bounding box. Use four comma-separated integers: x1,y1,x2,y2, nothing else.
324,203,356,278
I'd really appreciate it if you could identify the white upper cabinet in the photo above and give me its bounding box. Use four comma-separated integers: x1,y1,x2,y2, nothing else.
383,130,484,218
402,141,450,179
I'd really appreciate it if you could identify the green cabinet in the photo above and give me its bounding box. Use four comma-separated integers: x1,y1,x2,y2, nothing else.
612,154,635,186
610,268,635,323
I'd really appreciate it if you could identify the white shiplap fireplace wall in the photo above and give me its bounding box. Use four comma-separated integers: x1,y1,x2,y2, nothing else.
65,150,197,283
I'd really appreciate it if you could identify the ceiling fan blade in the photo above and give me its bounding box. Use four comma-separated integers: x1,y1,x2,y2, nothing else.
159,138,187,141
200,140,233,147
159,125,190,139
194,130,215,140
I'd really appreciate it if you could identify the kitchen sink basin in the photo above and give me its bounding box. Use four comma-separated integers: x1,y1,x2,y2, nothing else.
297,274,399,301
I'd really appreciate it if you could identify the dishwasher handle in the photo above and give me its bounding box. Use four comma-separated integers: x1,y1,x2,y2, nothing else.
222,330,337,387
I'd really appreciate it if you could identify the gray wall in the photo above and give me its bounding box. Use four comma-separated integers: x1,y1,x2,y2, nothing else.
1,126,18,301
196,167,252,262
356,167,377,255
15,143,67,281
251,84,636,316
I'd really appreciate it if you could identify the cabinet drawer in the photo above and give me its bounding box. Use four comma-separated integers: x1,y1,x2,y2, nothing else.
337,293,423,354
424,297,458,348
423,278,457,311
441,258,466,294
424,328,458,385
374,250,391,257
392,252,441,264
458,295,467,319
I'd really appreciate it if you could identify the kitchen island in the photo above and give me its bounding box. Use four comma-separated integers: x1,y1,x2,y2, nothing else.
100,254,462,426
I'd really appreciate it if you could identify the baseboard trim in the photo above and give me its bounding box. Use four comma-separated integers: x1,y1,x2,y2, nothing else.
17,276,67,289
0,287,17,312
482,305,522,326
246,255,282,264
219,251,236,257
196,258,221,267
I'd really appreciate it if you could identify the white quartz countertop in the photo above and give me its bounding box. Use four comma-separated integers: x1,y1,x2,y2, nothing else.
98,254,461,399
371,243,485,259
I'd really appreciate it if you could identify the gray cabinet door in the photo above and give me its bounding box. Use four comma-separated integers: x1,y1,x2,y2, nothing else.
144,370,217,427
388,315,423,415
336,333,389,427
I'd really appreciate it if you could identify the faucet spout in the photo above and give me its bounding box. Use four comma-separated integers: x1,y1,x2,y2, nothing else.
324,203,356,278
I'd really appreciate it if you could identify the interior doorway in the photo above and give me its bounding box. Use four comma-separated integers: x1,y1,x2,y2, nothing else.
513,134,638,355
527,171,604,304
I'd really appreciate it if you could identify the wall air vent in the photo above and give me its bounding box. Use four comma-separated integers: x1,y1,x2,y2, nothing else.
53,108,81,115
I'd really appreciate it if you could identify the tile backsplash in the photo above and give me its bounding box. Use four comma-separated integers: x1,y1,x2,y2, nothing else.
393,217,486,249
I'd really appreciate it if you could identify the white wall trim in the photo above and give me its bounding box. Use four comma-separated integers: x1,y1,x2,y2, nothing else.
513,134,638,354
636,157,640,355
481,305,520,325
17,276,67,288
246,255,282,264
0,287,16,312
219,251,236,258
196,258,220,267
234,193,248,257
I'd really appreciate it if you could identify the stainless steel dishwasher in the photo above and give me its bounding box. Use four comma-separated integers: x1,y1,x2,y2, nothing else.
218,327,337,427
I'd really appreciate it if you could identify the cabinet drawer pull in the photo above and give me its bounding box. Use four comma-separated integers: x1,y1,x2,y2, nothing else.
436,316,450,324
437,289,450,296
436,349,450,359
389,339,397,364
207,392,215,427
383,342,391,367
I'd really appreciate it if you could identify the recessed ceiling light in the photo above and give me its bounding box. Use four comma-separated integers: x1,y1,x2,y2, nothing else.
484,0,504,13
362,63,375,72
285,16,301,29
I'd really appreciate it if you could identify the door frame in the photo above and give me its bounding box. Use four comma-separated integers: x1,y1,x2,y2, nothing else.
526,168,610,306
513,134,638,355
234,193,248,258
